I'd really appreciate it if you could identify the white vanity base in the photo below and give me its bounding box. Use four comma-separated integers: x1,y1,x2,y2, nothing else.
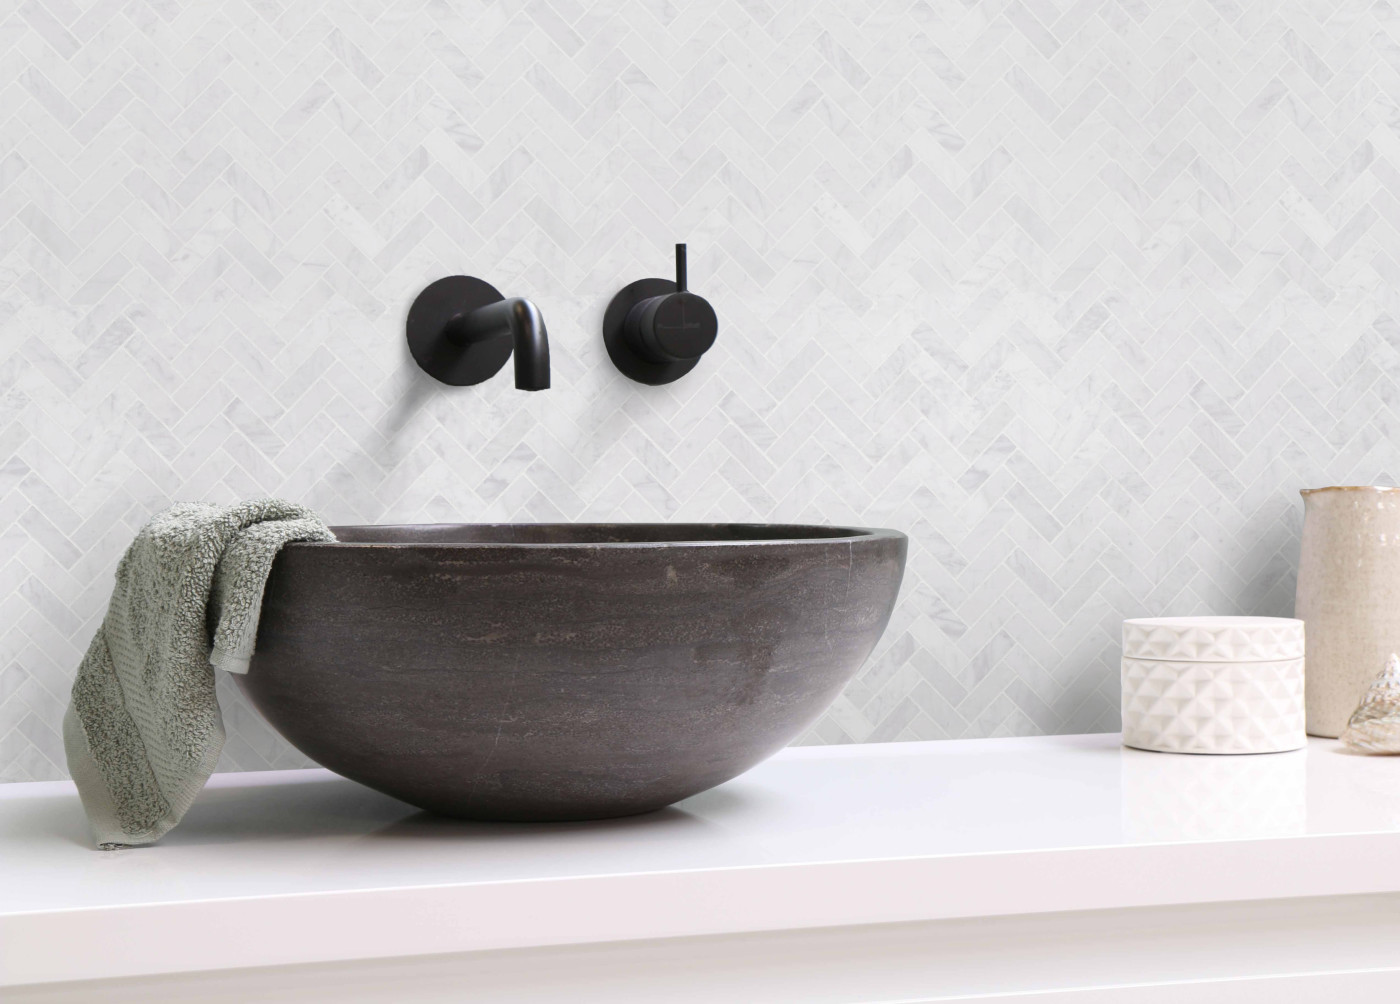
13,892,1400,1003
5,734,1400,1001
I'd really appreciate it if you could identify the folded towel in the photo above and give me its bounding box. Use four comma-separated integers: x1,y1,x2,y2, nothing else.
63,500,334,848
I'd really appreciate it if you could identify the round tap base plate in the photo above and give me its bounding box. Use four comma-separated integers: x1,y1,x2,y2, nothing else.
603,278,702,386
407,275,512,386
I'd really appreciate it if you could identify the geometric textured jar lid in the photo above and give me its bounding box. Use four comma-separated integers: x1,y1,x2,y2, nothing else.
1122,616,1305,662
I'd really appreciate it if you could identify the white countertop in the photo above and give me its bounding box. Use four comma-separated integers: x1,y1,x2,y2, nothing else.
5,732,1400,986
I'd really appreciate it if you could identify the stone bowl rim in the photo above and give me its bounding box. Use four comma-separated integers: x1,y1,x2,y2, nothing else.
285,522,908,550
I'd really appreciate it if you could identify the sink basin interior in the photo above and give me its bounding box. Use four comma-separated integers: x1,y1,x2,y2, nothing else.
326,523,882,545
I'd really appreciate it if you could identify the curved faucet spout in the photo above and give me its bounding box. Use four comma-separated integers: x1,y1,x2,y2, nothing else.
443,297,550,391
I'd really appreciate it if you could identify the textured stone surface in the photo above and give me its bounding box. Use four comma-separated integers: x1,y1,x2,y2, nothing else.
238,523,906,819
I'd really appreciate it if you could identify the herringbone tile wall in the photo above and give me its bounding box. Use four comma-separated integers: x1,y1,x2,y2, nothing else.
2,0,1395,782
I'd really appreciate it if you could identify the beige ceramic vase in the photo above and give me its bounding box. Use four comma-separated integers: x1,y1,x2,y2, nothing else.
1295,486,1400,737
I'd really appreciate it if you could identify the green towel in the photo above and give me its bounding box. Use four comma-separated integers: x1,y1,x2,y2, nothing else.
63,500,334,848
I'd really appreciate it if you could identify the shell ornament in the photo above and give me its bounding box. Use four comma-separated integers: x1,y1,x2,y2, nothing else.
1340,653,1400,754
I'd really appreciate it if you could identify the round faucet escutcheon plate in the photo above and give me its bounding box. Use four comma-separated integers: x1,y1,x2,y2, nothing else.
406,276,515,386
603,278,705,386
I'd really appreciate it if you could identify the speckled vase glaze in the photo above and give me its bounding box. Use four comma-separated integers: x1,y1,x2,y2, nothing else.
1296,486,1400,737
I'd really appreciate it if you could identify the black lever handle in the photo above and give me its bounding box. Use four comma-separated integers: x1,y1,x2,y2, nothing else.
602,243,717,385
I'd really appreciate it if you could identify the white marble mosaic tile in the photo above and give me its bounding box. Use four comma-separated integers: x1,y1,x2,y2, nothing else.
3,0,1396,779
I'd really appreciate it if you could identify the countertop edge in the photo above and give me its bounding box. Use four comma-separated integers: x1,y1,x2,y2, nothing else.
5,831,1400,986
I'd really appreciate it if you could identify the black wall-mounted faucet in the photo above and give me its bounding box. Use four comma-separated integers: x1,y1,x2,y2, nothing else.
603,244,717,385
406,275,550,389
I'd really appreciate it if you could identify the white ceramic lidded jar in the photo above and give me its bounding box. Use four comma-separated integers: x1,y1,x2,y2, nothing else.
1121,616,1306,754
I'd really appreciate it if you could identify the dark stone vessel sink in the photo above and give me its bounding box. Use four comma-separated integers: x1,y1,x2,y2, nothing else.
239,524,906,821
